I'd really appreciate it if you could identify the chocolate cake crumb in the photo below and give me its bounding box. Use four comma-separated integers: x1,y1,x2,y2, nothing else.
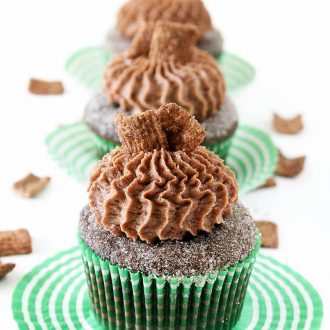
79,202,257,278
84,92,238,145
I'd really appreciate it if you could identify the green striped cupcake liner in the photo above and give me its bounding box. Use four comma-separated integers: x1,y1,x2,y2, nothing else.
64,46,255,92
77,236,261,329
11,245,323,330
45,122,277,194
92,130,234,161
90,133,117,157
206,134,234,161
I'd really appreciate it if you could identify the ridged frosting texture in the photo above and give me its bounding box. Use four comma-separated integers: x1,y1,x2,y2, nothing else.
117,0,212,40
103,21,226,121
89,104,238,244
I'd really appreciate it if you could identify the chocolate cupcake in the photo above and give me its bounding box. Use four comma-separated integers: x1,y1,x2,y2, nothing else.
105,0,224,58
79,104,260,329
85,21,238,159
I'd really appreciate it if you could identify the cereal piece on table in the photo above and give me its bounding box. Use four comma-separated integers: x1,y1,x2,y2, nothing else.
275,149,306,177
29,78,64,95
0,261,15,279
13,173,50,198
0,229,32,256
257,177,277,189
273,113,303,134
255,221,278,248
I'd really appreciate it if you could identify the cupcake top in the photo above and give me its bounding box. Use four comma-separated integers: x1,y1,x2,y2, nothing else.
80,202,258,277
117,0,212,40
89,103,238,244
103,21,226,121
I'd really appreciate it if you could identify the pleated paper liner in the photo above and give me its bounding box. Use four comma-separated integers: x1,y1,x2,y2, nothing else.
78,236,261,329
12,244,323,329
64,46,255,92
45,122,277,194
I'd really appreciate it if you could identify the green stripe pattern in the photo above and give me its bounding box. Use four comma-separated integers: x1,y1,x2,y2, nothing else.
226,125,278,194
45,121,277,192
218,52,255,91
12,242,323,329
45,122,101,183
78,236,260,329
64,47,255,92
65,47,109,91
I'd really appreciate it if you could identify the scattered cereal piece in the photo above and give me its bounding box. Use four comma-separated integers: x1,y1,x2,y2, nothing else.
273,113,303,134
258,177,277,189
255,221,278,248
13,173,50,198
275,150,306,177
29,78,64,95
0,229,32,256
0,261,15,279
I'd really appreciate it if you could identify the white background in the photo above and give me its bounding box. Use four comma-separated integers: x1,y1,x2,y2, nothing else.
1,0,329,328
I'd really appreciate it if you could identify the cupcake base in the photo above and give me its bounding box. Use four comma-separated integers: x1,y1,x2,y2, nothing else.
105,27,224,58
79,201,259,329
198,28,224,58
84,93,238,159
79,236,260,329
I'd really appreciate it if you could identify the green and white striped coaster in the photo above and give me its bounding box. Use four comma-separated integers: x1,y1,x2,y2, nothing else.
64,46,255,92
12,247,323,330
45,122,100,184
45,122,277,194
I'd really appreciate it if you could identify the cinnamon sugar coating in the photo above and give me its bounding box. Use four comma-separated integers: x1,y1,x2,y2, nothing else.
89,104,238,244
80,202,257,277
103,21,225,121
117,0,212,40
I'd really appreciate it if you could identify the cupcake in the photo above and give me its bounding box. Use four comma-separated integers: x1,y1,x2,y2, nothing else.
85,21,238,160
79,103,260,329
105,0,224,58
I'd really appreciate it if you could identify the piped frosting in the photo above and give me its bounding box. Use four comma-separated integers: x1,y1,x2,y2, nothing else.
104,21,226,121
89,103,238,244
117,0,212,40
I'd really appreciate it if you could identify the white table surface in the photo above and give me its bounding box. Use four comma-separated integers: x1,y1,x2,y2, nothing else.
1,0,329,328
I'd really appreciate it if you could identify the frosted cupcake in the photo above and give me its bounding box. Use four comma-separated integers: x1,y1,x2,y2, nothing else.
106,0,223,58
85,21,238,159
79,103,260,329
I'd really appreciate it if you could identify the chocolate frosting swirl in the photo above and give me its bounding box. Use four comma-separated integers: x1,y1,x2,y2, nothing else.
117,0,212,40
103,21,225,121
89,104,238,244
